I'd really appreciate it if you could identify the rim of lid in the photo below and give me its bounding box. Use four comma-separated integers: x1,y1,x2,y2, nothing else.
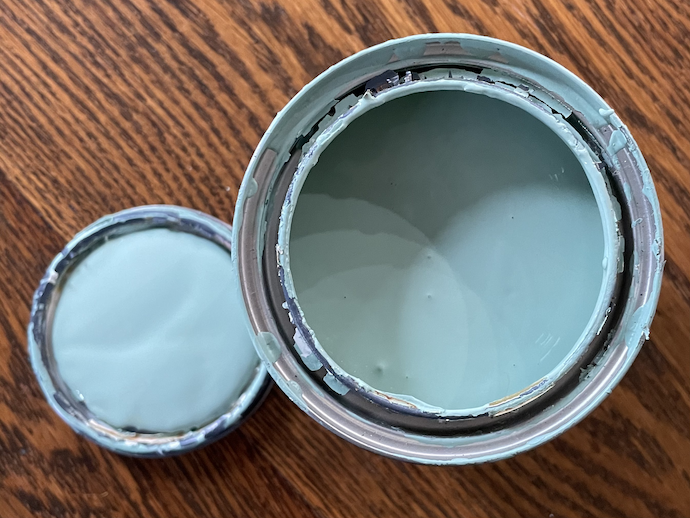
28,205,271,457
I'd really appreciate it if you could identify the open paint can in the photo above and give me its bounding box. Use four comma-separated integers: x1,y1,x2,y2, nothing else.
28,34,663,464
232,34,664,464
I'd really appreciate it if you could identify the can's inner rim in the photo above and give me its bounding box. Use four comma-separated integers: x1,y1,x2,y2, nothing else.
275,73,622,422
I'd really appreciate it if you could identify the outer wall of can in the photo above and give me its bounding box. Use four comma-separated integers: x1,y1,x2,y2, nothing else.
232,34,664,465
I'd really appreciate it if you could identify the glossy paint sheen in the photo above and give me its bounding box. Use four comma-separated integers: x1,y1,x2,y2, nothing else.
52,228,258,433
289,90,606,410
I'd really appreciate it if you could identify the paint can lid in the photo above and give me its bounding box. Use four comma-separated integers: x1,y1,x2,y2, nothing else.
28,205,271,457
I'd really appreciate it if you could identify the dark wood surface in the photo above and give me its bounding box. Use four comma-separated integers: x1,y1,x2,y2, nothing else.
0,0,689,516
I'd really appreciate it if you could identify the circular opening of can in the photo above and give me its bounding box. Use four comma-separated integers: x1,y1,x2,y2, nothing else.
280,82,619,416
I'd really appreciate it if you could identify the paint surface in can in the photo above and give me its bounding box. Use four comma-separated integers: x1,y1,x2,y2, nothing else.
289,89,606,411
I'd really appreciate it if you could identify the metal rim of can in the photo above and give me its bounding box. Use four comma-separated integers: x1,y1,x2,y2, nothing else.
28,205,272,457
278,76,622,425
233,34,664,464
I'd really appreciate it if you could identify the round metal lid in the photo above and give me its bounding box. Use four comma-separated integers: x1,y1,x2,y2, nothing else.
28,205,271,457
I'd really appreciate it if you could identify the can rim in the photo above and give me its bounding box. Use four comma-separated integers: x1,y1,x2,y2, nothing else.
277,76,621,420
233,34,664,464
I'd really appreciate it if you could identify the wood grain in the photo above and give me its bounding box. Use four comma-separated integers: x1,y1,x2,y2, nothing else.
0,0,689,516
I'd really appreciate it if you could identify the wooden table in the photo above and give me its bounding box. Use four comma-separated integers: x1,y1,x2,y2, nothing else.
1,0,688,516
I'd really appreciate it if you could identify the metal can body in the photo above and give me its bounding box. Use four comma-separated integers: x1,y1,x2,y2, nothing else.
233,34,663,464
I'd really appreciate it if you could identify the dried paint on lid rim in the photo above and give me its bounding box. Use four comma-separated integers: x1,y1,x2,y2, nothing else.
233,34,664,464
28,205,271,457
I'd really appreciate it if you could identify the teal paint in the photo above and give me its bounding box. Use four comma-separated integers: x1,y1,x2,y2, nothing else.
323,372,349,395
607,130,628,156
52,228,259,433
288,90,606,411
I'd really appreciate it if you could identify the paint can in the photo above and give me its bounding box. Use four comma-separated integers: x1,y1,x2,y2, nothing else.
233,34,664,464
28,205,272,456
